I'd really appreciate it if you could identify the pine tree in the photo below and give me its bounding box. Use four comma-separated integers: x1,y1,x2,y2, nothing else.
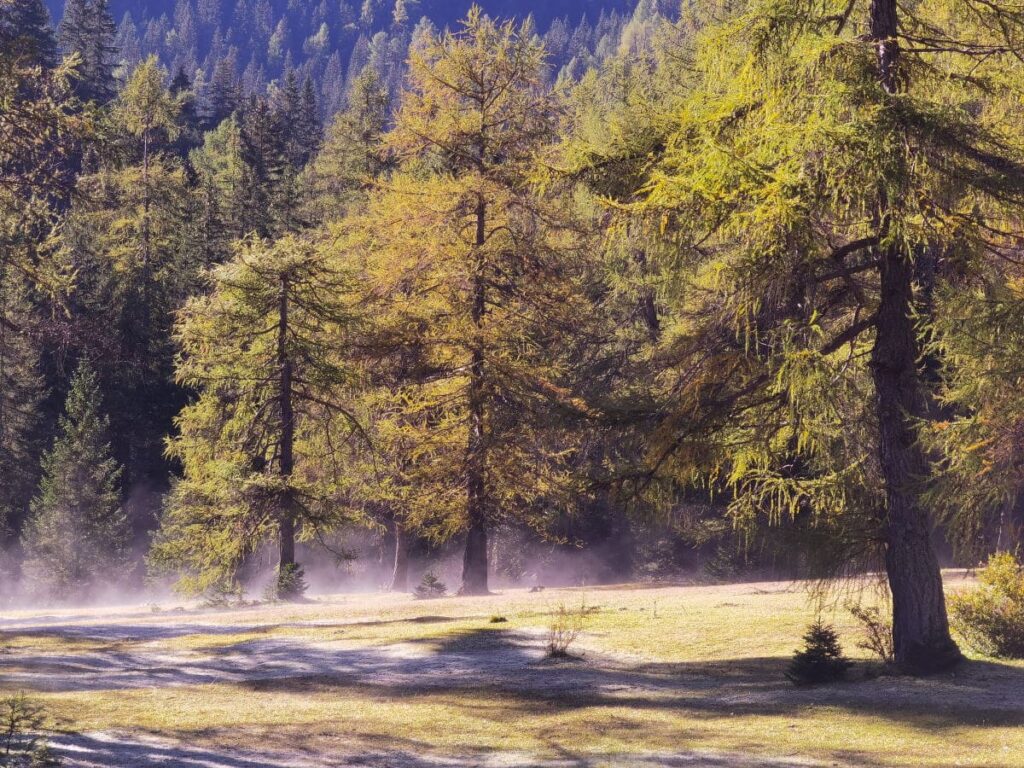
190,113,247,261
0,0,58,68
151,236,364,598
59,0,118,103
22,361,130,601
205,50,240,127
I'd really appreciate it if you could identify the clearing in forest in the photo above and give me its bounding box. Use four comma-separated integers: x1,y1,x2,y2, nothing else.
1,578,1021,767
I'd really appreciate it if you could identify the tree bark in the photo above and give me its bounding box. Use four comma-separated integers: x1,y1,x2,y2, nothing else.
868,0,959,673
871,246,961,671
461,193,489,595
389,519,409,592
277,272,298,581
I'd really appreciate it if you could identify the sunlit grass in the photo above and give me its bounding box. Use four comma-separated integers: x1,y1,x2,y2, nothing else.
3,574,1022,767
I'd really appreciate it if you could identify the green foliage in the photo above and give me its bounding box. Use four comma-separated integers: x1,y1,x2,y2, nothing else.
337,8,598,573
150,236,364,594
413,572,448,599
263,562,308,603
786,620,851,685
0,693,60,767
0,275,46,547
21,361,129,601
949,553,1024,659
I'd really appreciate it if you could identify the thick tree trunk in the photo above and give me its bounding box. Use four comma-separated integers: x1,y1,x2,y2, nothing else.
462,194,489,595
871,247,961,672
869,0,960,673
277,272,298,586
389,519,409,592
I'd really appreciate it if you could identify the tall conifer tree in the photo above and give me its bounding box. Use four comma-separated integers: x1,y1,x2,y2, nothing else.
22,361,129,600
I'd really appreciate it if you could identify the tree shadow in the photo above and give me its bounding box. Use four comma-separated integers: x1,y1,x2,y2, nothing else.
7,620,1024,765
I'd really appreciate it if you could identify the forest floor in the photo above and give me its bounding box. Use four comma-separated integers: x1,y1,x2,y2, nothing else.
1,575,1022,767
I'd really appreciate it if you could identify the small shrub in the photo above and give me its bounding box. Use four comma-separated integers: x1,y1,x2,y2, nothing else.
489,615,508,624
200,580,245,609
546,600,588,658
847,603,895,664
949,551,1024,658
0,693,61,766
413,572,448,600
786,620,851,685
264,563,308,603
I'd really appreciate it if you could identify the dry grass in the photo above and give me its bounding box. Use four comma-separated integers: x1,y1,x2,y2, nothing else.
1,573,1022,767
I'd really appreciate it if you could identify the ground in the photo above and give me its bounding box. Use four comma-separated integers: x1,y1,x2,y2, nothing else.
1,576,1021,767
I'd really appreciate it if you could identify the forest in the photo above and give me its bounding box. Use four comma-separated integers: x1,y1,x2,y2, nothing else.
6,0,1024,687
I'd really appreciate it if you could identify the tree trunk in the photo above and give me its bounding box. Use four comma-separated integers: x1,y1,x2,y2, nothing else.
277,272,298,582
462,193,489,595
389,519,409,592
871,247,961,671
868,0,960,673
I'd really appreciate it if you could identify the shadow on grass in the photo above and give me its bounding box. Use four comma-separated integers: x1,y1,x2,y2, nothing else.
8,621,1024,765
49,730,462,768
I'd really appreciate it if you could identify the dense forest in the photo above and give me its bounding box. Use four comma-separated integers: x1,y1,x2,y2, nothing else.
8,0,1024,674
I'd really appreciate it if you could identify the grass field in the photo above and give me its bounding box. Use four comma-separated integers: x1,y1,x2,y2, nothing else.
1,575,1021,767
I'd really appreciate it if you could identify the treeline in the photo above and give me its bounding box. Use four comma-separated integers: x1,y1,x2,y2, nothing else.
45,0,642,119
7,0,1024,672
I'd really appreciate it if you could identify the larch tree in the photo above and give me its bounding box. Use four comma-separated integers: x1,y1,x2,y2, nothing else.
633,0,1024,671
21,360,130,601
345,8,592,595
151,236,364,599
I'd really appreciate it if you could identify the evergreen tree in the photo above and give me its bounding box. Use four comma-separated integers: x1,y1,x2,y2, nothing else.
205,49,240,126
0,0,58,68
304,65,387,220
22,361,129,601
59,0,118,103
59,57,194,512
151,236,364,598
190,113,247,261
0,274,46,548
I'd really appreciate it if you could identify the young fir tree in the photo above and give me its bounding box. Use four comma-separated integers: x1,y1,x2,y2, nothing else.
343,8,592,595
189,114,247,265
627,0,1024,671
22,361,129,601
151,236,365,599
303,65,389,221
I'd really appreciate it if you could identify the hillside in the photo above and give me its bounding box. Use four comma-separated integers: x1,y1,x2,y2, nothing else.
44,0,640,117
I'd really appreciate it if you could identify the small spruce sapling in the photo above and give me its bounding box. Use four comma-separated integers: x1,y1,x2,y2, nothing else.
787,620,851,685
413,572,447,599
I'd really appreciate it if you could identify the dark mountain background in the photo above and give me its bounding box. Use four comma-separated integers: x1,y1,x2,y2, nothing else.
43,0,639,118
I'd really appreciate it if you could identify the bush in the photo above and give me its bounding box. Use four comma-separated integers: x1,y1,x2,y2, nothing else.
847,603,895,665
786,620,851,685
263,563,308,603
0,693,61,767
949,552,1024,658
546,600,588,658
413,572,448,600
